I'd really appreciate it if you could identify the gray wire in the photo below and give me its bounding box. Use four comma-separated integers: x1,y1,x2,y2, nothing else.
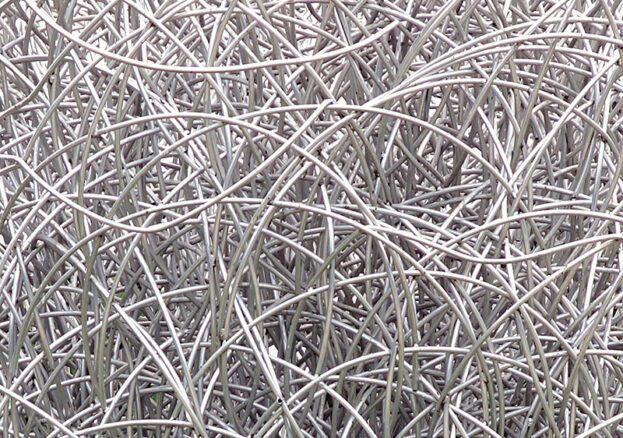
1,0,623,436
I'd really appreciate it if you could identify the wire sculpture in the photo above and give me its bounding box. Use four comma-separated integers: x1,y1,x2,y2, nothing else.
1,0,623,436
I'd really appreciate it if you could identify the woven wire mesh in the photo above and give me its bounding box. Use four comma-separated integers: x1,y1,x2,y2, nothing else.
1,0,623,436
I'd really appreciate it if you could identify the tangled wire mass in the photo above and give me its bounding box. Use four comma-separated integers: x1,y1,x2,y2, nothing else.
2,0,623,436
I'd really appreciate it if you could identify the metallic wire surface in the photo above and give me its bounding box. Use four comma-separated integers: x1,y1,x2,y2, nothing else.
1,1,623,436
